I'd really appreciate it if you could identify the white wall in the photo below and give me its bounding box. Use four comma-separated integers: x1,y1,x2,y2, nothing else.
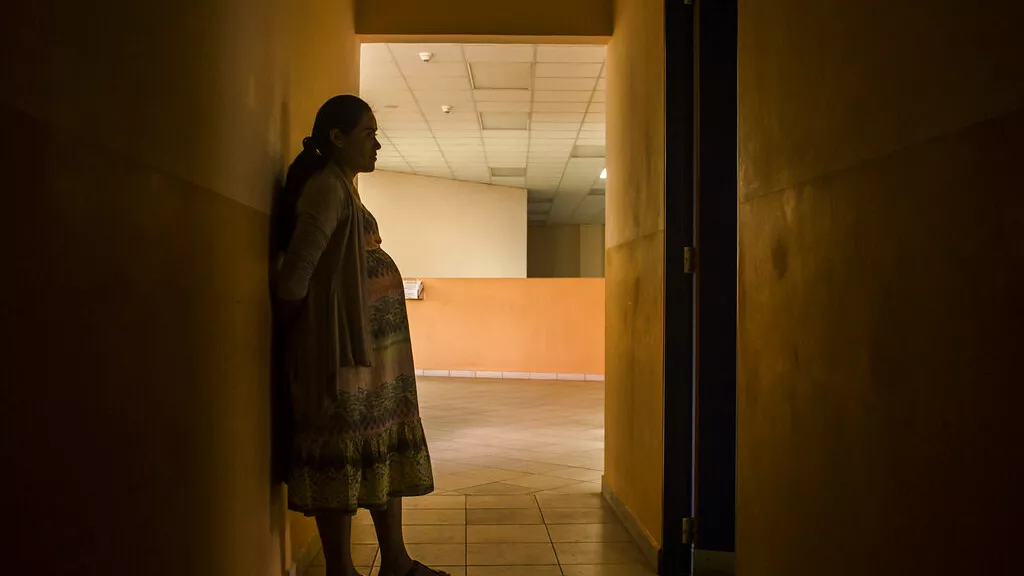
358,170,527,278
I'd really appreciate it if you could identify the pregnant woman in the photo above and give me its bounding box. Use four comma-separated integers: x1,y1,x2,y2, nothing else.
274,95,446,576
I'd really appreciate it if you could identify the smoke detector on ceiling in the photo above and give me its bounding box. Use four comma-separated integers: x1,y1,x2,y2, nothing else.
419,52,434,63
441,105,453,114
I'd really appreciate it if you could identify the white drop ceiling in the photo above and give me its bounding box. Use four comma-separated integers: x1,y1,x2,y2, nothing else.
360,43,607,225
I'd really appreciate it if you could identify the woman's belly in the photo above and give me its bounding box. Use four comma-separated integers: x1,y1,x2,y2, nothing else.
365,248,404,291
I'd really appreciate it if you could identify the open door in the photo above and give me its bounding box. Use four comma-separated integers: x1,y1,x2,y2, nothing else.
660,0,697,573
662,0,738,574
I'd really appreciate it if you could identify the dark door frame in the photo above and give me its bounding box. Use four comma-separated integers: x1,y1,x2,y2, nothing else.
662,0,738,574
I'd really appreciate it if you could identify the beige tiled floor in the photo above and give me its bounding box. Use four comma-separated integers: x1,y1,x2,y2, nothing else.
306,377,655,576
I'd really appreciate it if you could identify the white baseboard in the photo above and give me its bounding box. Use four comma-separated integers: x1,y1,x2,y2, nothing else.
416,369,604,382
602,476,660,571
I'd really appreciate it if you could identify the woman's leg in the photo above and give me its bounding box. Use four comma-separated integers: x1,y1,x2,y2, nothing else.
316,512,362,576
370,498,415,575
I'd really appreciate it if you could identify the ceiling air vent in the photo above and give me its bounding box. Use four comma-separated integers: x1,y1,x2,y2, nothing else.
480,112,529,130
490,167,527,178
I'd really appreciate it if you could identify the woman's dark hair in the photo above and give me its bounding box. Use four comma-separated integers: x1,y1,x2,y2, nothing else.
271,95,372,254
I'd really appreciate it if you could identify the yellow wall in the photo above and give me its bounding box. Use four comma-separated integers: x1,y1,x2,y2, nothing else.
579,225,607,278
355,0,613,37
528,225,606,278
1,0,359,573
737,1,1024,574
604,0,666,550
528,225,582,277
359,171,528,278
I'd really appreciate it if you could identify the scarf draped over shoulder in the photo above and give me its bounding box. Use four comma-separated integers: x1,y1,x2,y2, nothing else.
277,162,372,416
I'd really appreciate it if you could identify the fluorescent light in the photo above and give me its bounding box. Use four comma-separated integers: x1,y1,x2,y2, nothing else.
600,168,607,179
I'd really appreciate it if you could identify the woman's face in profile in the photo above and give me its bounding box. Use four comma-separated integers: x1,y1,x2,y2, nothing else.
334,112,381,174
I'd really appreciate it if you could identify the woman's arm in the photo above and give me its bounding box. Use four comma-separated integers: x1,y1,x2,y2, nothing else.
276,174,345,305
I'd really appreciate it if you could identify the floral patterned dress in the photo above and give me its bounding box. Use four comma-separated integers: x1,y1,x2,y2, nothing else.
286,201,434,515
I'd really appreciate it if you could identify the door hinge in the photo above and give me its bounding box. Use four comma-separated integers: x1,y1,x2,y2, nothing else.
683,246,696,274
682,517,695,545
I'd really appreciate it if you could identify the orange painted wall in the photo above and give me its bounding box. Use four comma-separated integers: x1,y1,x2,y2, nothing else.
2,0,359,574
737,1,1024,574
405,279,605,375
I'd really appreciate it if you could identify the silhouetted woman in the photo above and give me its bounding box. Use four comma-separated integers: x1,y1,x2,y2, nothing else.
274,95,444,576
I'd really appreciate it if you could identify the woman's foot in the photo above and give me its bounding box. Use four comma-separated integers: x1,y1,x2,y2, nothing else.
378,560,450,576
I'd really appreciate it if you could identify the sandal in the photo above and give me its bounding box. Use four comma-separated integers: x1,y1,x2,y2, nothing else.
403,561,451,576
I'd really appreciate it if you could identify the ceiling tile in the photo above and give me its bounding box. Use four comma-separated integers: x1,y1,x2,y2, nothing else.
475,101,532,112
386,129,434,138
375,111,426,124
464,44,535,62
570,144,605,158
480,130,529,140
470,62,532,90
433,130,481,138
531,122,581,132
474,89,532,102
533,102,588,112
359,43,606,224
390,137,438,148
596,78,607,90
444,153,487,162
485,135,529,145
490,167,527,177
399,62,468,78
427,118,480,130
536,45,606,63
361,60,402,78
406,75,472,90
381,121,430,131
534,91,593,103
566,157,606,171
530,132,578,142
491,176,527,188
532,112,585,123
437,137,482,147
536,63,603,78
362,92,416,111
361,44,393,63
414,90,475,106
360,75,408,90
534,77,598,91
